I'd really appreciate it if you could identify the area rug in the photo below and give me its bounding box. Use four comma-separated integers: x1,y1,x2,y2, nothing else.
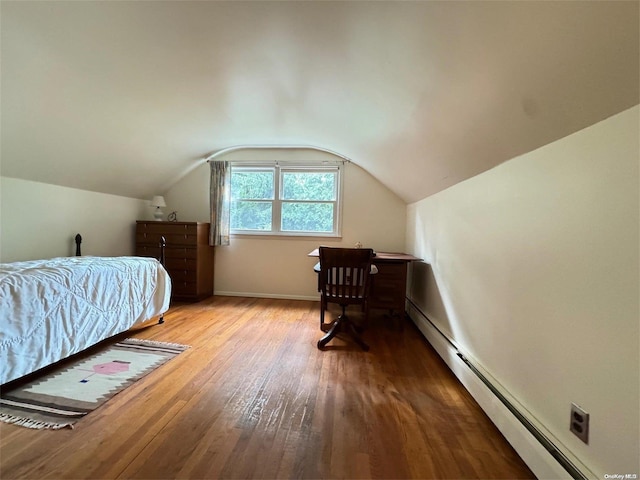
0,338,189,430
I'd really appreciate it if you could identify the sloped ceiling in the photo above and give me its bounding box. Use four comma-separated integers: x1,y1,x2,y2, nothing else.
1,1,638,204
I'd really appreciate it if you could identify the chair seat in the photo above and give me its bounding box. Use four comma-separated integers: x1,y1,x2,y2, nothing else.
313,262,378,275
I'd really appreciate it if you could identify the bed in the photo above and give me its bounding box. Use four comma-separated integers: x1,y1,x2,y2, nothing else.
0,240,171,385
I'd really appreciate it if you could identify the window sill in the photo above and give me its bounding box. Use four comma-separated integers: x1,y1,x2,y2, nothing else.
230,232,342,240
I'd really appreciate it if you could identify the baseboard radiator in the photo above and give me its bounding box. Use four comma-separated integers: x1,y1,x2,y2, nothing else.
405,298,588,480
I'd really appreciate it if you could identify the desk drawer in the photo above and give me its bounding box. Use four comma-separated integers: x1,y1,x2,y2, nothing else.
374,262,406,280
370,261,407,311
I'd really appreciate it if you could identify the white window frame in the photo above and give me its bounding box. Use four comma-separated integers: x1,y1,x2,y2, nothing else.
230,163,343,238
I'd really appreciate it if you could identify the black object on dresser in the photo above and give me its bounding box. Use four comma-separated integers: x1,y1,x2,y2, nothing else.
136,221,214,302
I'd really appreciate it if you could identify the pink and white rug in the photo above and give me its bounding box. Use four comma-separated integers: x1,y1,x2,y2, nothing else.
0,338,188,430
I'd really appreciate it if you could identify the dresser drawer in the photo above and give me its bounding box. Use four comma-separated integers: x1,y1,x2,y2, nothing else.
171,281,199,297
165,247,197,259
164,257,198,270
137,246,197,263
135,245,160,258
137,222,197,235
136,231,197,247
166,269,196,283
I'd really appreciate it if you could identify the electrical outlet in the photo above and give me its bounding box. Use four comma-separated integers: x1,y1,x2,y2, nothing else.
570,403,589,444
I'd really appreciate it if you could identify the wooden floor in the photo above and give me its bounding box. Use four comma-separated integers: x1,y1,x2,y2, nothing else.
0,296,535,479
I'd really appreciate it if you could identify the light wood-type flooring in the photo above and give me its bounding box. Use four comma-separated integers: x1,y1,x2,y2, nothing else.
0,296,535,479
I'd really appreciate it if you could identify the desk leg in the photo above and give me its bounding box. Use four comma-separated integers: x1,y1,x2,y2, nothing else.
381,309,406,330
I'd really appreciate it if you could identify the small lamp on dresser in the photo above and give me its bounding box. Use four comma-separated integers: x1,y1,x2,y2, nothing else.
150,195,166,221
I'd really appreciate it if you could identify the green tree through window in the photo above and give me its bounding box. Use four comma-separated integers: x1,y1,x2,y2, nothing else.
230,170,274,230
230,165,341,236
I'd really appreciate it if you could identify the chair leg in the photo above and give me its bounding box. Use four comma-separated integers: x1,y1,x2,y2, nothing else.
318,304,346,349
320,297,332,332
317,315,344,349
317,307,369,352
352,300,370,335
346,321,369,351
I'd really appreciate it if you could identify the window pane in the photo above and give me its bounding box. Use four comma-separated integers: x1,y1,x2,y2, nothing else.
281,172,336,201
281,202,334,232
231,200,272,230
231,171,274,200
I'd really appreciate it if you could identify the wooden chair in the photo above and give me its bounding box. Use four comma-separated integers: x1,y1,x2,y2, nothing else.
317,246,374,351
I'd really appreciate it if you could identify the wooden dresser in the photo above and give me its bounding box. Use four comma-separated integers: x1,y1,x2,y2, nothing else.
135,221,214,302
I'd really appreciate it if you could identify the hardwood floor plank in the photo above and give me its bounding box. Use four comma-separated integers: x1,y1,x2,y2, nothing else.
0,296,535,479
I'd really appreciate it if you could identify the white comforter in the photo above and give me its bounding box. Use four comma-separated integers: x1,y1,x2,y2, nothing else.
0,256,171,384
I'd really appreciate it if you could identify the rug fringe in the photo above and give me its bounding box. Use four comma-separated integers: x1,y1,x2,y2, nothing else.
0,413,73,430
1,338,189,431
121,338,190,351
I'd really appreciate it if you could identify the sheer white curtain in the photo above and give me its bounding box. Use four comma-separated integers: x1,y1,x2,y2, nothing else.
209,161,231,246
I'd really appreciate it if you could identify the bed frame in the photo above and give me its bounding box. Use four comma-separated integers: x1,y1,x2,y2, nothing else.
74,233,167,324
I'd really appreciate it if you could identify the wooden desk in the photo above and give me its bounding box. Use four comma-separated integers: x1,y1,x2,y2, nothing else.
308,248,421,317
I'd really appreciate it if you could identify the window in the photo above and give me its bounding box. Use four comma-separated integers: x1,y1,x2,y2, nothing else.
230,164,342,236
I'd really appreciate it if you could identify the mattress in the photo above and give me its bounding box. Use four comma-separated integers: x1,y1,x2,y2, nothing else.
0,256,171,384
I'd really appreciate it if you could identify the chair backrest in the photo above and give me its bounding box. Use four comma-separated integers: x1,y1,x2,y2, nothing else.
319,247,374,306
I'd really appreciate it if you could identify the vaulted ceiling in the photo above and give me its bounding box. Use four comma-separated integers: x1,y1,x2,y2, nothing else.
1,1,638,204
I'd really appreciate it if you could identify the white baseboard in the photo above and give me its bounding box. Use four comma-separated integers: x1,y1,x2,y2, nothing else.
214,291,320,302
406,302,594,480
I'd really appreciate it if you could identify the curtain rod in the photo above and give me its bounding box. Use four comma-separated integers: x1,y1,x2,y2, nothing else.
203,145,353,164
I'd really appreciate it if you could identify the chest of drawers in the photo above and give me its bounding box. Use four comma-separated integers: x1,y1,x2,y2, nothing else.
135,221,214,302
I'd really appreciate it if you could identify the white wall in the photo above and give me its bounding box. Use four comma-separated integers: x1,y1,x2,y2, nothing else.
406,106,639,477
164,156,407,299
1,177,151,262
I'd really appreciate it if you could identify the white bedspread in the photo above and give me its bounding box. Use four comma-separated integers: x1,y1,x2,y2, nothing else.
0,256,171,384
